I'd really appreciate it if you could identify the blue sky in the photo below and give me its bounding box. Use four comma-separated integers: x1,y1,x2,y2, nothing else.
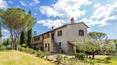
0,0,117,39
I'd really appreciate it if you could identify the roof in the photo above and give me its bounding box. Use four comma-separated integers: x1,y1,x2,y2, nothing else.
34,22,89,37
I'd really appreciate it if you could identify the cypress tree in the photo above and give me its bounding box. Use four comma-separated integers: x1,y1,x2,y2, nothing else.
27,28,32,47
20,31,25,46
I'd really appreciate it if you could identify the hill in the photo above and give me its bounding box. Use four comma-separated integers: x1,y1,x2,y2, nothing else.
0,50,55,65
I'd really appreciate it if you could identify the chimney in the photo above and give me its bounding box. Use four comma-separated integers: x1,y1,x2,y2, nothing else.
52,26,54,30
70,17,74,24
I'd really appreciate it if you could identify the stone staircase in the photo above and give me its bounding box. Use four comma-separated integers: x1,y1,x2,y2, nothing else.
52,40,66,54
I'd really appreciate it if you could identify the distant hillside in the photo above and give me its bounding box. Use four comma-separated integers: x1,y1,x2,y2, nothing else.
0,50,55,65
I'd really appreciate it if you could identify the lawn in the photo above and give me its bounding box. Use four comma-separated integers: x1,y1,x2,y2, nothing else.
0,50,117,65
54,54,117,65
0,50,55,65
89,55,117,65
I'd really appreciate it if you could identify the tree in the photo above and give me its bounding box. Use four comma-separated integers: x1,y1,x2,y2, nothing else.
27,28,32,47
0,21,2,38
20,31,25,46
26,11,34,48
0,18,2,45
3,38,9,47
76,38,115,59
88,32,107,40
0,9,4,46
0,8,35,49
114,40,117,52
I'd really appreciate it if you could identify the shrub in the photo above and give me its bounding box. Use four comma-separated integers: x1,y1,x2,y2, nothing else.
0,46,7,50
56,54,64,64
104,57,111,63
18,46,46,58
22,43,27,48
36,50,46,58
6,45,12,50
18,46,36,54
105,57,111,60
75,52,86,60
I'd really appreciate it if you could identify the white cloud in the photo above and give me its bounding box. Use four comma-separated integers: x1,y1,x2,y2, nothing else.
20,1,27,6
2,29,9,33
0,0,8,8
40,0,91,20
33,0,39,4
77,18,107,27
37,19,65,28
20,0,40,6
88,2,117,27
39,0,92,28
29,0,40,6
39,0,117,28
93,3,101,8
40,6,60,17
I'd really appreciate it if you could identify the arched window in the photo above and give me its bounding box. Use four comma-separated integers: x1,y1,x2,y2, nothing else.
79,30,84,36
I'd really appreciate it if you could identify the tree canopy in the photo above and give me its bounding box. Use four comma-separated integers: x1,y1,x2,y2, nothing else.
76,38,115,59
88,32,107,40
0,8,36,49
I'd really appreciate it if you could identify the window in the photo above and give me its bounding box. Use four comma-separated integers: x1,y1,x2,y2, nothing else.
57,30,62,36
48,43,50,51
38,37,40,40
46,33,50,38
44,33,50,39
34,38,36,41
59,42,61,46
34,37,38,41
79,30,84,36
45,43,47,48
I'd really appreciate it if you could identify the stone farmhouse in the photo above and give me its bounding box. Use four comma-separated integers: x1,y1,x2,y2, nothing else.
31,18,89,54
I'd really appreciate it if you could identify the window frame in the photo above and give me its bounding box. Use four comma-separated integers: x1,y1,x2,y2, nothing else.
59,42,61,46
45,43,47,48
79,30,84,36
48,43,50,51
57,30,62,36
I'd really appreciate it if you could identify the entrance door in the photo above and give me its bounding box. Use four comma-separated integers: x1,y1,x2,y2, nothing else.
68,43,76,54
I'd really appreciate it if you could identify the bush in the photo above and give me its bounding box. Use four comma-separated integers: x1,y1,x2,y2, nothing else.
104,57,111,63
0,45,12,50
36,50,46,58
56,54,64,64
22,43,27,48
105,57,111,60
75,52,86,60
6,45,12,50
18,46,36,54
18,46,46,58
0,46,7,50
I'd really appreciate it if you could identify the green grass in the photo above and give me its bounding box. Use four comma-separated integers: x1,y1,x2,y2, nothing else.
89,55,117,65
0,50,117,65
57,55,117,65
0,50,55,65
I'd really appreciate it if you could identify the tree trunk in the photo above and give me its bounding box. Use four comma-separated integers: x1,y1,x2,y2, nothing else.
10,30,14,50
10,30,19,50
92,52,95,59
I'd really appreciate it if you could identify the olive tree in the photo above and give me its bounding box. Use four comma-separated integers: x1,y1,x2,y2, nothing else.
76,38,115,59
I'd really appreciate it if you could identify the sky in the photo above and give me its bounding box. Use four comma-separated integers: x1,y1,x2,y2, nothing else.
0,0,117,39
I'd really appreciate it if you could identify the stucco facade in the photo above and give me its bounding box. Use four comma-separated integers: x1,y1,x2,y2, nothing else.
31,21,88,54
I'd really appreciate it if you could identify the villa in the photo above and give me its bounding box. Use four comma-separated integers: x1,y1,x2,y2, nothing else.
31,18,89,54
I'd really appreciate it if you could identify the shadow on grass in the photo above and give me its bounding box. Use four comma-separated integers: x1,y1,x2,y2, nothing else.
92,56,112,64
